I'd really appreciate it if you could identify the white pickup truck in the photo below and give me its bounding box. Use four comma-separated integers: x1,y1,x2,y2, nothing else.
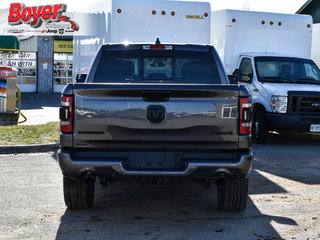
211,9,320,143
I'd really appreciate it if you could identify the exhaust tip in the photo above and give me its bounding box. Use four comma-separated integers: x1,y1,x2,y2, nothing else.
215,176,226,187
83,174,96,186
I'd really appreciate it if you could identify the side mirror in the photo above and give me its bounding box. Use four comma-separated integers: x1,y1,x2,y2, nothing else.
240,73,253,83
76,74,87,83
229,69,241,84
228,75,238,84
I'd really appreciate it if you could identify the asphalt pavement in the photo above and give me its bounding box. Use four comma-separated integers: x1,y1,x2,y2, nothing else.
0,133,319,240
19,93,60,125
1,93,320,239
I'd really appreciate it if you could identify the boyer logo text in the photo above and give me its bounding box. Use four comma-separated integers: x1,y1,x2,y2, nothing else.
8,3,79,31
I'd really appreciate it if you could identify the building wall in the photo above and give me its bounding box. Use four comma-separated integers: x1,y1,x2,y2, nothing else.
20,36,37,52
299,1,320,23
37,37,54,93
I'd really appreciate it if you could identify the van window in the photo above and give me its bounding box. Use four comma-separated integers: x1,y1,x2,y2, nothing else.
239,58,253,75
255,57,320,84
239,58,253,83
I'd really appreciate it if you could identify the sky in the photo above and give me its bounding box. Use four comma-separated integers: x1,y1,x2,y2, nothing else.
0,0,308,14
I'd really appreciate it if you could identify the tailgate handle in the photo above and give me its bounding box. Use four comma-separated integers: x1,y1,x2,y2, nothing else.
143,91,170,102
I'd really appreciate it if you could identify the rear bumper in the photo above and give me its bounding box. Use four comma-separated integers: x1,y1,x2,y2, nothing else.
266,112,320,131
58,149,253,178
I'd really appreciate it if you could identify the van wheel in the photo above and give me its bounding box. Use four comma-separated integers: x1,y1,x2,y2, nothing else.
252,110,267,144
217,176,248,212
63,176,95,209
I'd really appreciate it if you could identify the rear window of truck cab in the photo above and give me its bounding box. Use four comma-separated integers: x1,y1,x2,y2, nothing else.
92,49,221,84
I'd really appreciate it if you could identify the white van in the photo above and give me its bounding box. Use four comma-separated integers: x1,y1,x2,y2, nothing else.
211,9,320,143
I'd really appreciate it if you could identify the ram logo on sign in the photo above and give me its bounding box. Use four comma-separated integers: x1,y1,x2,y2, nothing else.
8,3,79,33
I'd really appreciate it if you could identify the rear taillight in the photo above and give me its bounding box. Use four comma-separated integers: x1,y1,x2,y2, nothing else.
240,97,252,135
60,96,73,133
142,38,173,50
142,45,173,50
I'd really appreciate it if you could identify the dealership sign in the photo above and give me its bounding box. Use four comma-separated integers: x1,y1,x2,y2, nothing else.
7,3,79,35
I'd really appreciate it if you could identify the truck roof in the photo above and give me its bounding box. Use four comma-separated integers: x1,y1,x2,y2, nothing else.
101,42,212,51
240,52,310,59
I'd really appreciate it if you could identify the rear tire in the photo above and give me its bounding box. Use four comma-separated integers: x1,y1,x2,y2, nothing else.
217,176,248,212
63,176,95,209
252,110,267,144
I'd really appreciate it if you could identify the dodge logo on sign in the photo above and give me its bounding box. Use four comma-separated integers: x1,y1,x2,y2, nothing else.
8,3,79,31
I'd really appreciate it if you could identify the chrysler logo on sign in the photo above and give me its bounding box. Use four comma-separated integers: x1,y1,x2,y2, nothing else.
8,3,79,32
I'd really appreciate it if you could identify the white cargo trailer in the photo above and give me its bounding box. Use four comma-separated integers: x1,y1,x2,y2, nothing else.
109,0,210,44
211,9,320,143
72,0,211,82
312,23,320,68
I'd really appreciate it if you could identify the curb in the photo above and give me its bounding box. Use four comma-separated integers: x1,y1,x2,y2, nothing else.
0,143,59,154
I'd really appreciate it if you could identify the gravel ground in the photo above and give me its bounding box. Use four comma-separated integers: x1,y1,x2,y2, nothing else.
0,132,319,240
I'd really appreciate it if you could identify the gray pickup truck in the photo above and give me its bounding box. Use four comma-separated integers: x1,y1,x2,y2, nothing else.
58,41,253,212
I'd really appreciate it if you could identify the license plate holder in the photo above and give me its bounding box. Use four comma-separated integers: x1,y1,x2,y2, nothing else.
125,152,184,170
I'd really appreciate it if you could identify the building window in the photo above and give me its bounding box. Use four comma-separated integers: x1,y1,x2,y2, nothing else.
54,53,73,85
0,52,37,85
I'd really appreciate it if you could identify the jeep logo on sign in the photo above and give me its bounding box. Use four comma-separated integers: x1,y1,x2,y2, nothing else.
146,105,166,124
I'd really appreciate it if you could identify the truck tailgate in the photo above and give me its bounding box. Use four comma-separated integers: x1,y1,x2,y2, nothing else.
72,84,240,150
